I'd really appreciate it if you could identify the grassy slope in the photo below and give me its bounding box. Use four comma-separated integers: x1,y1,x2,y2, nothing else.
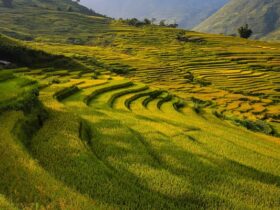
0,3,279,210
194,0,280,41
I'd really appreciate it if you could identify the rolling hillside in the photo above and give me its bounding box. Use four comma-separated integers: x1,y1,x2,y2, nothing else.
194,0,280,41
0,0,104,41
0,1,280,209
81,0,229,28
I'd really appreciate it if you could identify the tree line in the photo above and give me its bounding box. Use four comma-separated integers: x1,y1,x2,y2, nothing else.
119,18,179,28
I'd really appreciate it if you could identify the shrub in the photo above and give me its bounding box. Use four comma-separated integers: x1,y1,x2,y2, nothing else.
238,24,253,39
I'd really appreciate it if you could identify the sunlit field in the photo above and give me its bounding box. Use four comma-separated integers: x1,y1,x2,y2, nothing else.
0,1,280,209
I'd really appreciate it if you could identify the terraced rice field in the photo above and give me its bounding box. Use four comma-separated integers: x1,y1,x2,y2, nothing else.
0,66,280,209
32,26,280,129
0,9,280,208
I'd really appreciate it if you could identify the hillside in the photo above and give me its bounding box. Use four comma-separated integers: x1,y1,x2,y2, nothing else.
81,0,229,28
0,0,109,43
194,0,280,41
0,2,280,210
1,0,100,15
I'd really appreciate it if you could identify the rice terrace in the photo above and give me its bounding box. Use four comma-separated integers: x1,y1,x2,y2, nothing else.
0,0,280,209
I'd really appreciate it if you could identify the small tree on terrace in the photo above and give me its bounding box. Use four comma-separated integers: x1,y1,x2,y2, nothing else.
1,0,13,8
238,24,253,39
144,18,151,25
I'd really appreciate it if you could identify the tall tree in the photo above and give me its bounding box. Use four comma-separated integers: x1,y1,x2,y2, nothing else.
238,24,253,39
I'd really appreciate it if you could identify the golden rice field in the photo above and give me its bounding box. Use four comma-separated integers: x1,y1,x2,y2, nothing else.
0,65,279,209
30,22,280,130
0,10,280,209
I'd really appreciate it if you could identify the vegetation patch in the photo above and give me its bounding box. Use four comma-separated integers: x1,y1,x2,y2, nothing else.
12,102,48,147
0,71,15,82
142,90,163,108
53,85,80,101
173,99,186,111
234,119,277,136
176,31,205,43
157,94,173,110
191,97,212,114
108,85,149,108
85,81,133,105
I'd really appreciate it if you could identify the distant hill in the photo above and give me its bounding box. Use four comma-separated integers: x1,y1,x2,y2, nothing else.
0,0,108,43
0,0,101,16
194,0,280,41
81,0,229,28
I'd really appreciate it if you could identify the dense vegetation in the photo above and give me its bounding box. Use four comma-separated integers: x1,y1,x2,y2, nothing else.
0,0,279,209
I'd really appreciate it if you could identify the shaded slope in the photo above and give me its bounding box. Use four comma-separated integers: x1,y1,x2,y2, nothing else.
194,0,280,40
0,34,86,69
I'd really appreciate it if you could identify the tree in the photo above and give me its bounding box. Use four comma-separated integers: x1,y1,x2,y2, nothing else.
144,18,151,25
168,22,178,28
238,24,253,39
127,18,139,26
1,0,13,8
159,20,166,27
